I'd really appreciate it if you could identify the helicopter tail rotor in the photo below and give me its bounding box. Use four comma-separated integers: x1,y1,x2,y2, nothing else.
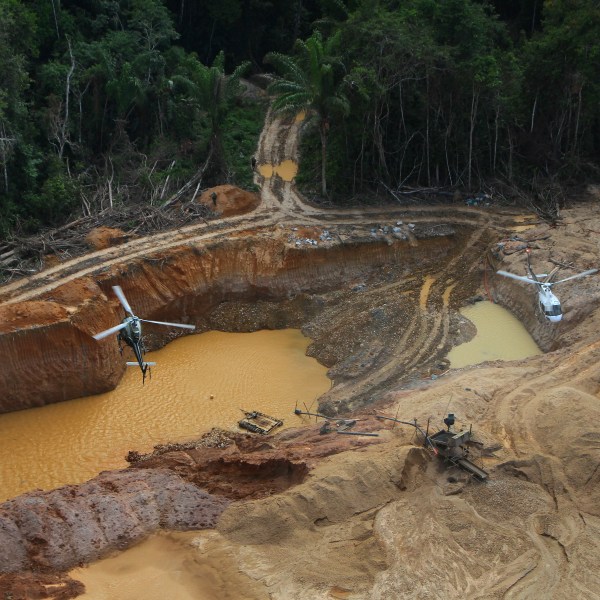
126,362,156,367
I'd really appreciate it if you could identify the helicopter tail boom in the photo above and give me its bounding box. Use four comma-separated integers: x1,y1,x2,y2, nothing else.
126,361,156,367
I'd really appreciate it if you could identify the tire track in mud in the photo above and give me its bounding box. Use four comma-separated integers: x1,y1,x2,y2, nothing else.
338,221,489,403
405,221,491,368
0,213,277,305
0,108,525,305
464,329,600,596
0,203,521,307
0,108,535,420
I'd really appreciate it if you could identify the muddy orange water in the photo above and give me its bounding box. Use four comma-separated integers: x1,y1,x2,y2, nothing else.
447,301,542,368
0,329,330,501
258,159,298,181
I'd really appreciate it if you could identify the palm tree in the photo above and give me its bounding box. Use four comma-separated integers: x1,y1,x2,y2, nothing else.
265,31,350,197
173,51,250,179
197,52,250,178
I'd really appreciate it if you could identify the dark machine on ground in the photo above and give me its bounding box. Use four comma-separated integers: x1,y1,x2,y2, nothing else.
497,249,597,322
93,285,195,382
377,412,488,481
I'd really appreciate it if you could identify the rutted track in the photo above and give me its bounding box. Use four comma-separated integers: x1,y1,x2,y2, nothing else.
0,108,534,311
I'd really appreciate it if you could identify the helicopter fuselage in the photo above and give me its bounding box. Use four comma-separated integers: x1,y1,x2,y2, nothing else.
116,316,148,374
496,253,597,325
536,284,562,322
93,285,195,383
117,316,143,347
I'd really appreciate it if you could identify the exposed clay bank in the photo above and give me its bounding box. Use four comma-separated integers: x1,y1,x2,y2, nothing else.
0,224,465,414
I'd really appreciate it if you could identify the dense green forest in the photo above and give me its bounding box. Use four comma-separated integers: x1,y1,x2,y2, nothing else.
0,0,598,235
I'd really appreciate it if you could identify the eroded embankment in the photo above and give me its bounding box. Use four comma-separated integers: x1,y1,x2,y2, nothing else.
0,222,467,414
0,420,385,576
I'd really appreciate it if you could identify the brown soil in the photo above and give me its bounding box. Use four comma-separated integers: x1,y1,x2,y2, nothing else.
196,184,260,216
1,108,600,599
84,227,133,251
0,573,83,600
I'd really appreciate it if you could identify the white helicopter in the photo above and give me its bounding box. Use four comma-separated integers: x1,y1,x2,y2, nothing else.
497,250,597,322
93,285,195,381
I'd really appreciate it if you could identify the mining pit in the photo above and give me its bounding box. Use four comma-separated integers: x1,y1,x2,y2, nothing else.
1,110,600,599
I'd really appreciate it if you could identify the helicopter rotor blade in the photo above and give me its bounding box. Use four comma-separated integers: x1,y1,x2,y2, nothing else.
93,322,128,340
496,270,539,285
549,269,598,286
140,319,195,330
525,251,540,283
112,285,135,316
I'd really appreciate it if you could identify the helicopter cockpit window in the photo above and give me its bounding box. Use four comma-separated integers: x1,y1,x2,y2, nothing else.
545,306,562,316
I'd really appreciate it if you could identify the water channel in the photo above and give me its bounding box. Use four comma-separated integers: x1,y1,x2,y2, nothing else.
0,329,330,502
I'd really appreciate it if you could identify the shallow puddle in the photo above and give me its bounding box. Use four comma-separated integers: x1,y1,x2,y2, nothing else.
70,531,269,600
0,330,330,501
258,159,298,181
257,163,273,178
511,214,538,232
512,224,536,232
419,275,436,310
447,301,542,368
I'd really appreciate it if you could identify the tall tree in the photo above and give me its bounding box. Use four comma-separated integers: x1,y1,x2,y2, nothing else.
171,50,250,179
0,0,38,227
522,0,600,171
265,31,350,196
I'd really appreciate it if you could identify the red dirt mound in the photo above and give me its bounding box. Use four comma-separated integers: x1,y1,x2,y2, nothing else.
85,227,133,250
197,185,260,217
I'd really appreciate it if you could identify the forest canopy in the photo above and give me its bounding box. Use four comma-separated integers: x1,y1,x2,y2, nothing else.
0,0,598,235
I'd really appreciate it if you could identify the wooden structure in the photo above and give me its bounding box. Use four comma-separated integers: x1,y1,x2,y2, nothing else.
238,410,283,435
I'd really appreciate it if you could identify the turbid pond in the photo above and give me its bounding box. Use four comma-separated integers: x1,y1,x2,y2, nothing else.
0,329,330,501
447,300,542,368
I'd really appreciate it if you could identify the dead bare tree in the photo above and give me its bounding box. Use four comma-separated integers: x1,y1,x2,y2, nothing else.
0,124,16,192
48,38,76,160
